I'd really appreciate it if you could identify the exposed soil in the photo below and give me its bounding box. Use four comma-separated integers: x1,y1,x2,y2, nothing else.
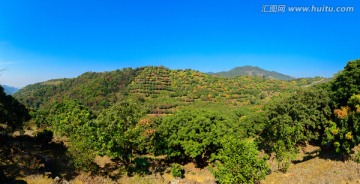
263,145,360,184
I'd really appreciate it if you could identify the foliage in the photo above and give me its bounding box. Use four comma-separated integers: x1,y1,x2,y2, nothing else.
44,100,98,169
320,59,360,154
213,138,269,184
158,108,237,165
48,100,96,136
13,62,360,181
134,117,159,154
171,163,184,178
67,120,99,171
29,109,50,128
261,88,332,168
235,106,267,137
44,99,145,170
93,100,144,164
331,59,360,107
260,59,360,163
15,66,309,117
323,94,360,154
14,68,140,112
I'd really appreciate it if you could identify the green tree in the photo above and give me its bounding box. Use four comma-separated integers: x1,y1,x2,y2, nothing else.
213,138,269,184
331,59,360,107
48,100,95,136
261,88,331,170
323,94,360,154
46,100,98,169
67,120,99,170
235,107,267,137
322,59,360,154
158,108,236,165
94,101,143,165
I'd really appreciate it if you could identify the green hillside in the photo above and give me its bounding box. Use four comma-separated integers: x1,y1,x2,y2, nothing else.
14,68,140,112
14,66,305,115
6,61,359,184
213,66,295,80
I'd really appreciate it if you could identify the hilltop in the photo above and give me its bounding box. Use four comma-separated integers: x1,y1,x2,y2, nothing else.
212,66,295,80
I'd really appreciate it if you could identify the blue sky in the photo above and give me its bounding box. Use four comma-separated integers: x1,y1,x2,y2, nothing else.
0,0,359,87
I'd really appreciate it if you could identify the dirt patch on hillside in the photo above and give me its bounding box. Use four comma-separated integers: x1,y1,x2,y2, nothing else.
263,145,360,184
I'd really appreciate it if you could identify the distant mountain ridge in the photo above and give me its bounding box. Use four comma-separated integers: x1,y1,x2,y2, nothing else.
212,66,295,80
1,85,19,95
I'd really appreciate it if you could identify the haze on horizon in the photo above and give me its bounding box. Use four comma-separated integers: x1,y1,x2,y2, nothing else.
1,0,359,88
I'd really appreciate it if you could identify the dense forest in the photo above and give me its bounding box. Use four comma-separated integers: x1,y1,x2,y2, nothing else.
1,59,359,183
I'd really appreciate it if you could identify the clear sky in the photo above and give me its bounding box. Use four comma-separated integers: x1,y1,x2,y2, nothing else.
0,0,359,88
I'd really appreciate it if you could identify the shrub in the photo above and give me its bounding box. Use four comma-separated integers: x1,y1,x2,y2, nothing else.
171,163,184,178
213,138,269,184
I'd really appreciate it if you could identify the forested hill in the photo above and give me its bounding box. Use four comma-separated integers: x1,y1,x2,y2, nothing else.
213,66,295,80
14,68,140,112
14,66,317,113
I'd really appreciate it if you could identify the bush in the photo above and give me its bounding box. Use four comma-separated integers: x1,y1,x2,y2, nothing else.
213,138,269,184
171,163,184,178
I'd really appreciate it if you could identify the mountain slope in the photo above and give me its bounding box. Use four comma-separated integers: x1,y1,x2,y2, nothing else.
14,66,308,114
1,85,19,95
213,66,295,80
14,68,140,112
